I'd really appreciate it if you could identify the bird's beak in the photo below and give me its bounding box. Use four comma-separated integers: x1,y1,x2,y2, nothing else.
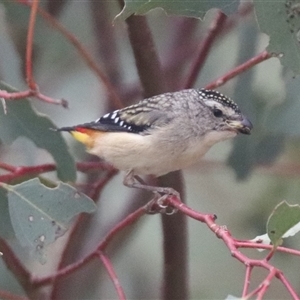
227,116,253,135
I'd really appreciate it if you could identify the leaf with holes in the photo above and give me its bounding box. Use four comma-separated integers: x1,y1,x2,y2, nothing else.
0,81,76,182
116,0,239,21
267,201,300,248
3,178,96,263
254,0,300,73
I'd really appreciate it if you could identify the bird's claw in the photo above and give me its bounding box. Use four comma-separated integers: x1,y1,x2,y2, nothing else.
145,193,178,215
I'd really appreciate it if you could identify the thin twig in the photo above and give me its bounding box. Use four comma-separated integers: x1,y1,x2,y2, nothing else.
90,0,122,108
165,18,199,90
167,196,300,299
0,290,29,300
28,194,300,299
25,0,39,90
242,265,252,297
0,164,56,183
33,206,146,287
3,158,300,185
0,162,116,183
29,3,122,109
184,10,226,89
278,272,300,300
0,163,17,172
237,241,300,257
0,88,66,106
32,252,98,287
98,252,126,300
126,15,167,97
49,169,117,298
205,50,273,90
256,269,276,300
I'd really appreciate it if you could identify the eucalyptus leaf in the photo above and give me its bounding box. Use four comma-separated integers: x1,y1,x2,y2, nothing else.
227,23,257,179
254,0,300,73
3,178,96,263
0,188,14,239
116,0,239,21
0,81,76,182
267,201,300,247
266,75,300,136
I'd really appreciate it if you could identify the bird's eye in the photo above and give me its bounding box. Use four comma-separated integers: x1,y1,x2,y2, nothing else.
213,108,223,118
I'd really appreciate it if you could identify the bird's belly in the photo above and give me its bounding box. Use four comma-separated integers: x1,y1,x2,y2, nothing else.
88,130,236,176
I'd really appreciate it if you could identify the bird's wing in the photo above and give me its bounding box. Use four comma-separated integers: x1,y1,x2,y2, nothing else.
59,94,175,135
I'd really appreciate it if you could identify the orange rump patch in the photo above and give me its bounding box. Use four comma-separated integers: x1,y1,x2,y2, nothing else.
70,127,104,148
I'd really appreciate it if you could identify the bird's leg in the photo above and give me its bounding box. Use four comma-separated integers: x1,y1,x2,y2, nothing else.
123,170,181,199
144,194,178,215
123,170,180,214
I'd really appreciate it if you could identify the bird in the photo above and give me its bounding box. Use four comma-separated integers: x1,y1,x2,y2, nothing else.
58,89,252,200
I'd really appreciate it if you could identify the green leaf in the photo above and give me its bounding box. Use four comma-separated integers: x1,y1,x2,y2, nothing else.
116,0,239,21
3,178,96,263
229,134,285,179
0,188,14,239
227,23,258,179
228,136,255,180
266,75,300,137
253,0,300,73
254,135,285,165
267,201,300,247
0,81,76,182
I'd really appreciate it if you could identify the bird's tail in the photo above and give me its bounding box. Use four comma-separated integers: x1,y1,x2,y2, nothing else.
55,126,76,132
55,125,97,148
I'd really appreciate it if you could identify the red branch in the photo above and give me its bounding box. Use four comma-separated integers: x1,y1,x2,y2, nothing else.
242,265,253,297
236,241,300,256
0,290,29,300
205,50,273,90
33,206,146,287
0,184,298,299
25,0,38,90
2,1,294,299
278,272,300,300
0,87,67,107
1,0,123,109
3,0,68,107
15,0,123,110
184,10,227,89
257,269,277,300
0,161,115,183
0,239,32,296
3,160,300,185
166,196,300,299
98,252,126,300
30,195,300,299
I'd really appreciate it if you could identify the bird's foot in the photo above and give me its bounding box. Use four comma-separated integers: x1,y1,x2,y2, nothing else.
124,170,180,214
145,191,179,215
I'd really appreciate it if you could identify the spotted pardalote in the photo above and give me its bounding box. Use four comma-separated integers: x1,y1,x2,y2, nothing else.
58,89,252,198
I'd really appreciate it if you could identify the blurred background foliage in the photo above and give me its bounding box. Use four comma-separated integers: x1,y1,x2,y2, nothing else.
0,0,300,299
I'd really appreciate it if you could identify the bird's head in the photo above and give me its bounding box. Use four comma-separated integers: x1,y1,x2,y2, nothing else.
198,89,253,135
